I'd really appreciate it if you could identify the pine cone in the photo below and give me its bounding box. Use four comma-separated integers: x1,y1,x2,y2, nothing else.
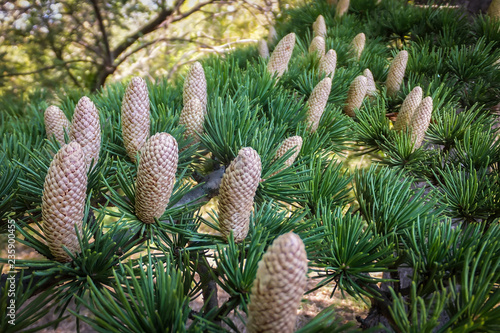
344,75,367,117
409,96,433,150
258,39,270,59
267,33,296,78
247,232,308,333
313,15,327,38
121,77,150,163
179,98,204,145
306,77,332,132
309,36,326,58
44,105,71,144
218,147,261,242
70,96,101,171
42,142,87,262
488,0,500,19
386,50,408,97
183,62,207,113
351,33,365,60
135,133,178,224
319,49,337,77
268,26,278,45
272,136,302,176
336,0,350,18
363,68,377,97
394,86,423,131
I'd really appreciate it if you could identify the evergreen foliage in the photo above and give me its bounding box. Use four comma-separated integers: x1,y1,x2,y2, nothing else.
2,0,500,332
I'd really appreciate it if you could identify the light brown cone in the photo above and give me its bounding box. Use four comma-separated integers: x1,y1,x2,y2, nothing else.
258,39,270,59
268,26,278,45
313,15,327,38
183,61,207,113
344,75,368,117
488,0,500,19
218,147,261,242
409,96,433,150
272,136,302,176
386,50,408,97
44,105,71,144
319,49,337,77
121,77,150,162
351,33,365,60
336,0,350,18
247,232,308,333
135,133,178,224
42,142,86,262
179,98,204,145
394,86,423,131
309,36,326,58
306,77,332,132
364,68,377,97
70,96,101,171
328,0,338,5
267,33,296,78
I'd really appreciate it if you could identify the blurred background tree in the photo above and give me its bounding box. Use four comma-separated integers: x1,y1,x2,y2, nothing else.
0,0,280,95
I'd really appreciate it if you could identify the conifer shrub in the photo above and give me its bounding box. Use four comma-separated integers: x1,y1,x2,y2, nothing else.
2,0,500,332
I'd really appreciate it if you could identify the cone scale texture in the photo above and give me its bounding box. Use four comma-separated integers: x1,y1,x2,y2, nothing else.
179,98,204,145
488,0,500,19
386,50,408,97
258,39,270,59
306,77,332,132
70,96,101,171
218,147,261,242
135,133,178,224
247,232,308,333
121,77,150,162
309,36,326,58
394,86,423,131
42,142,87,262
272,136,302,177
351,33,365,60
319,49,337,77
267,33,296,78
268,26,278,45
364,69,377,97
183,62,207,113
410,96,433,150
344,75,367,117
313,15,326,38
44,105,71,144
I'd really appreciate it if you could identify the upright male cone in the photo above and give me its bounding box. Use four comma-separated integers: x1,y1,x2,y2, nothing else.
272,136,302,176
183,62,207,112
258,39,270,59
135,133,178,224
121,77,150,162
44,105,71,144
306,77,332,132
179,98,204,145
488,0,500,19
336,0,350,18
313,15,326,38
309,36,326,58
409,96,433,150
394,86,423,131
267,33,296,78
218,147,261,242
364,69,377,97
386,50,408,97
319,49,337,77
351,33,365,60
344,75,367,117
42,142,87,262
70,96,101,171
268,26,278,45
247,232,308,333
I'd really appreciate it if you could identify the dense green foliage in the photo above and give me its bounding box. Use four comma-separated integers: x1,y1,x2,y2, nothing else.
2,0,500,331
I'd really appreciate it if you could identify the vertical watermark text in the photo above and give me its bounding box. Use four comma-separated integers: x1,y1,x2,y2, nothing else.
6,218,16,326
